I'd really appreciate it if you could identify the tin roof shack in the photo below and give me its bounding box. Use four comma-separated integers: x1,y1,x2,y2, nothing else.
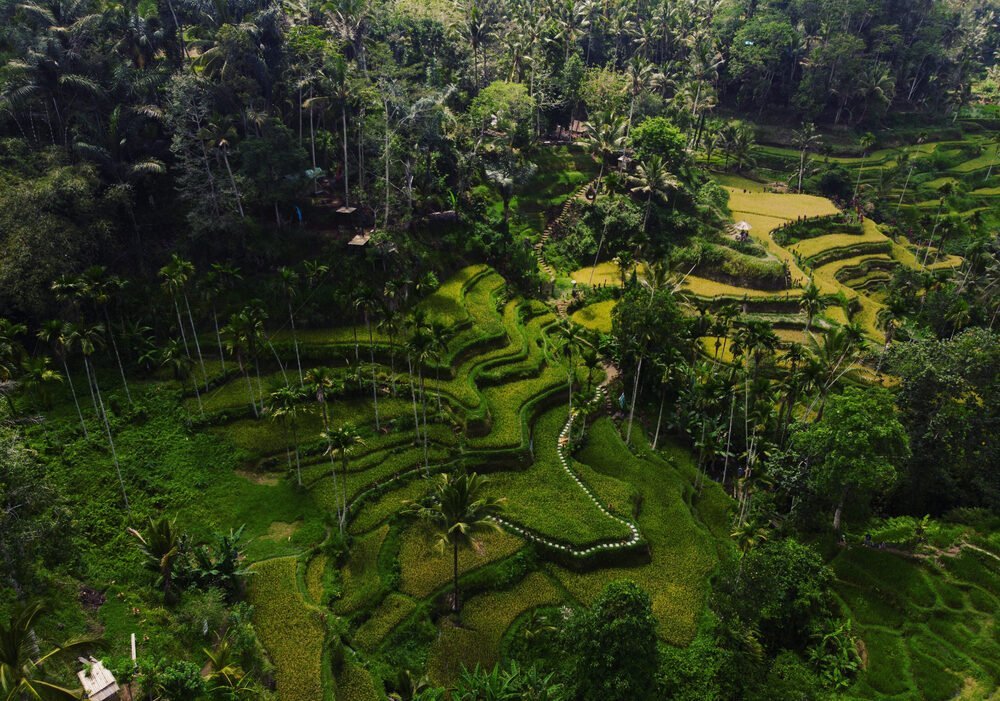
78,657,120,701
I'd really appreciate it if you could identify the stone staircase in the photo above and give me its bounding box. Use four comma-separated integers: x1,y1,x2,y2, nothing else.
554,297,571,318
535,180,594,281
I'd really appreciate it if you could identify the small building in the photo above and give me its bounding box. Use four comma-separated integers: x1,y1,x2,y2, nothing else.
77,657,119,701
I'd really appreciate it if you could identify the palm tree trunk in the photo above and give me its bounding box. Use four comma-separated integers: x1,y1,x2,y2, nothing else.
452,539,460,612
103,309,132,405
853,154,866,201
87,357,129,512
407,354,420,442
342,105,350,207
652,390,665,450
221,151,245,218
238,355,258,417
420,368,429,473
341,456,350,530
288,303,303,384
721,391,735,488
212,307,226,373
833,486,849,531
367,315,380,430
625,355,643,444
292,422,302,486
174,298,191,358
183,294,209,389
62,356,88,437
329,448,343,531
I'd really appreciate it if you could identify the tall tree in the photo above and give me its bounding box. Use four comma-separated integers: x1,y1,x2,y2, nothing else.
324,422,364,533
405,471,504,612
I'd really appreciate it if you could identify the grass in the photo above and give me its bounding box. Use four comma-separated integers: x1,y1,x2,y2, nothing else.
398,523,524,598
483,406,637,546
426,572,563,686
335,660,383,701
354,593,417,651
725,189,839,220
831,544,1000,699
570,300,615,333
555,418,728,646
247,556,330,701
334,525,390,614
681,274,803,299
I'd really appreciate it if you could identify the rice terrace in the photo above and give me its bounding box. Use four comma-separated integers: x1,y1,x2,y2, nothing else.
1,0,999,700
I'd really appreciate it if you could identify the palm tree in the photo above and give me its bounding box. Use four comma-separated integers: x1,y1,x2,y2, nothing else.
408,327,436,472
161,338,202,414
799,279,824,332
222,312,260,417
77,323,130,511
267,386,305,486
204,263,243,374
428,320,455,413
852,132,876,202
128,516,183,598
355,288,382,430
278,266,305,384
77,266,133,404
582,111,626,194
0,602,97,700
629,154,680,231
732,518,769,577
38,320,87,435
305,366,339,431
160,254,208,389
792,122,821,193
20,356,63,410
0,319,26,415
203,638,252,695
324,423,365,533
405,471,504,612
625,55,656,134
555,321,580,415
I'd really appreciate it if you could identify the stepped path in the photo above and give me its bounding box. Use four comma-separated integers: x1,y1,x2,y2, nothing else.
534,180,594,282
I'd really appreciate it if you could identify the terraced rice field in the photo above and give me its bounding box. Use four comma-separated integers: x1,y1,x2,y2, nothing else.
206,265,732,699
833,545,1000,701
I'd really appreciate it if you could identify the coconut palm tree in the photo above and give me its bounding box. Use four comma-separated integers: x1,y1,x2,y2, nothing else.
852,132,876,202
582,111,627,194
161,338,202,414
799,279,824,332
0,602,97,700
221,312,260,417
77,266,132,404
267,386,305,487
19,356,62,410
323,423,364,533
355,288,382,430
792,122,821,193
0,319,26,415
278,266,305,385
160,254,208,389
408,327,436,472
555,321,580,415
38,320,87,435
76,323,130,511
204,263,243,374
628,154,680,231
305,366,339,431
405,471,504,611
